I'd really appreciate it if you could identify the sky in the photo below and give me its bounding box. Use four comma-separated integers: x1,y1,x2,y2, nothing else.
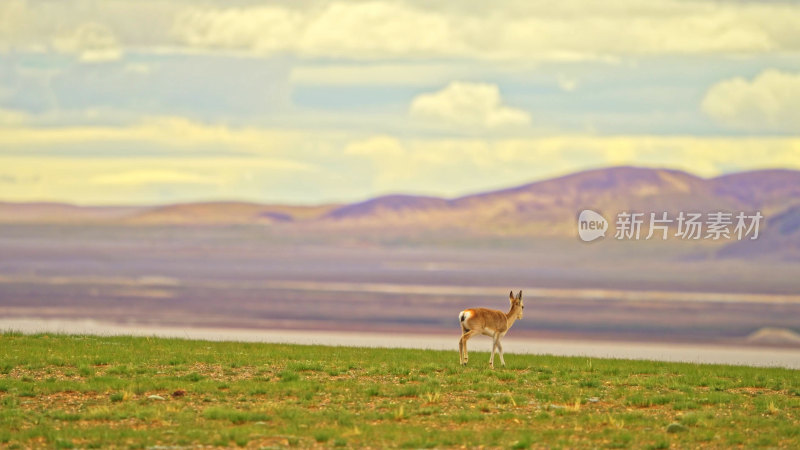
1,0,800,205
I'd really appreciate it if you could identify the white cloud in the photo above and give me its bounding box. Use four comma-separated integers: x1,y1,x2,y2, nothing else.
0,118,324,204
0,0,29,52
52,23,122,62
124,63,152,75
702,69,800,132
0,108,29,126
409,82,531,129
89,169,215,186
289,63,460,86
556,75,578,92
168,0,800,61
4,1,800,61
172,2,458,59
0,116,315,162
345,136,406,157
172,6,304,54
332,134,800,196
2,116,800,203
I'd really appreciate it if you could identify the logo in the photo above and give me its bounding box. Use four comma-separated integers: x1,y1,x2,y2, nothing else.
578,209,608,242
576,209,762,242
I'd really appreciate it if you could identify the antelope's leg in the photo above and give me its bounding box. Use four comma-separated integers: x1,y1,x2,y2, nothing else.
458,335,464,364
459,330,478,366
489,336,497,368
497,338,506,367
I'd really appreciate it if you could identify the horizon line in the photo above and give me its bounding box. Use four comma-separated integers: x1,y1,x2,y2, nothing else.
1,164,797,209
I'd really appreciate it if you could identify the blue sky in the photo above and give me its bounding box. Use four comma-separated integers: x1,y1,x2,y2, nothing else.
1,0,799,205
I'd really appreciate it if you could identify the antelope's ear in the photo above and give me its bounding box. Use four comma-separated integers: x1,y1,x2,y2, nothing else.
509,290,514,301
517,290,523,300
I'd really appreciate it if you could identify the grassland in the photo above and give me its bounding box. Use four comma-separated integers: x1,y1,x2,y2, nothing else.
0,333,798,449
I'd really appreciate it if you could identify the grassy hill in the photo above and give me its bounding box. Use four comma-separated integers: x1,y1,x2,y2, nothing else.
0,333,798,448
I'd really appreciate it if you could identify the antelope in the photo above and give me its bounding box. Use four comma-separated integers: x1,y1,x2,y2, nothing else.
458,290,523,368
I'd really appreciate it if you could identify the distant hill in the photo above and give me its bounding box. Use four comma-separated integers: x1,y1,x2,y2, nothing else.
710,169,800,211
123,202,338,225
320,166,799,237
0,202,148,224
450,166,742,233
717,205,800,261
2,167,799,244
324,195,451,221
0,201,338,225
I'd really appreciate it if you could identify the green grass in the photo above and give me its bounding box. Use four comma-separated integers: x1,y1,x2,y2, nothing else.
0,333,798,448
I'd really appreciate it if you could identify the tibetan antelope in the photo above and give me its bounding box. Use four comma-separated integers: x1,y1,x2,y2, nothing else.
458,290,523,368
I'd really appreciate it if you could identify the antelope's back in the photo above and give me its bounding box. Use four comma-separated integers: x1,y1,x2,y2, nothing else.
461,307,508,332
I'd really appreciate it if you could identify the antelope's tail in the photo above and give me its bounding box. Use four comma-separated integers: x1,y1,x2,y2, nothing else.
459,310,472,332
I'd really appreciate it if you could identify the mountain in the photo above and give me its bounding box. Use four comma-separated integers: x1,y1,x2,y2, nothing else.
124,202,338,225
710,169,800,212
2,167,799,238
320,166,787,235
0,202,148,224
324,195,450,221
447,166,740,233
0,201,338,225
717,205,800,261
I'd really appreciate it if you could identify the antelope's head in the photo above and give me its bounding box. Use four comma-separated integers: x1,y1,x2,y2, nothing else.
509,290,524,319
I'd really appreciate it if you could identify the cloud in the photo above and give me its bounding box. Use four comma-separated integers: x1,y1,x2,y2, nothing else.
0,174,18,184
0,118,325,204
0,0,29,52
289,63,460,86
124,63,151,75
409,82,530,130
556,75,578,92
89,170,214,186
0,153,323,205
52,23,122,62
172,6,304,54
167,0,800,61
409,82,531,129
345,136,406,157
335,134,800,197
2,116,800,203
172,2,457,59
702,69,800,133
4,1,800,61
0,108,29,126
0,116,305,154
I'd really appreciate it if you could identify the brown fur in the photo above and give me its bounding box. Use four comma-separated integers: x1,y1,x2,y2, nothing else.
459,290,523,368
